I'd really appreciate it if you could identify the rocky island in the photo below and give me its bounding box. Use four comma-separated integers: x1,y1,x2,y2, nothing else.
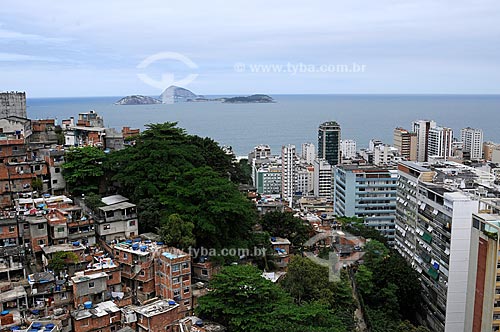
221,94,275,103
160,85,199,104
115,95,162,105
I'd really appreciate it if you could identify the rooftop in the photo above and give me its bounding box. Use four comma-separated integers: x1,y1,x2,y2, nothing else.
132,299,179,318
72,300,120,320
113,239,165,256
101,195,129,206
270,237,291,245
42,243,86,255
71,271,108,284
99,201,135,212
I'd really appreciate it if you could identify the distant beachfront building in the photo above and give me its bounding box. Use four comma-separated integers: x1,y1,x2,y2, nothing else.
393,127,417,161
301,143,315,165
461,127,484,160
340,139,357,160
318,121,341,166
313,158,333,200
281,144,297,205
427,126,453,159
412,120,437,162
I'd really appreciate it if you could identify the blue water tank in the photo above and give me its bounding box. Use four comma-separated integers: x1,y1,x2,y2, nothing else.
156,241,164,245
134,238,141,242
140,245,147,252
271,237,276,242
168,300,176,305
32,323,42,329
72,241,80,246
126,240,133,244
31,309,40,315
195,320,203,327
132,243,139,250
10,326,20,331
45,324,55,329
1,310,9,315
84,301,92,309
55,285,61,291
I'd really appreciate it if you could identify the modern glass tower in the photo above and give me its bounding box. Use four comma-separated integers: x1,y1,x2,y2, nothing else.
318,121,341,166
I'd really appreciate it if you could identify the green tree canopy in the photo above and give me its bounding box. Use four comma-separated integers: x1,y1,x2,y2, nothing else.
260,211,312,247
158,213,196,251
62,146,106,195
160,166,256,250
48,251,79,273
196,264,351,332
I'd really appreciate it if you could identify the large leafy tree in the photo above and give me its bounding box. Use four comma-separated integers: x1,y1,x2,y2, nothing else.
62,146,106,194
158,214,196,251
160,166,256,250
260,211,311,247
196,265,350,332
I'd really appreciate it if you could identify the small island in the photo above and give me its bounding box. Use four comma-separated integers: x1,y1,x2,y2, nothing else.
115,95,162,105
221,94,275,104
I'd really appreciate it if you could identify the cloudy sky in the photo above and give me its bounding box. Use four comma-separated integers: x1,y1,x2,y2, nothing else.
1,0,499,97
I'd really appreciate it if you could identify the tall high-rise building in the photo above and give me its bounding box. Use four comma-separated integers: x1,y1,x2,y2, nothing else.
428,126,453,159
0,91,27,119
301,143,316,165
334,165,398,245
412,120,437,162
393,127,417,161
461,127,484,160
318,121,341,166
281,144,297,205
313,158,333,200
395,161,483,331
340,139,357,160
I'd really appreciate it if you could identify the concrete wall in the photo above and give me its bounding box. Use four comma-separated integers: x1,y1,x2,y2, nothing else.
0,92,26,119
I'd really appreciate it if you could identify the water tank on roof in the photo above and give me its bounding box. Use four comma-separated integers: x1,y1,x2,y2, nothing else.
156,241,164,245
140,245,147,252
126,240,133,244
271,237,276,242
72,241,80,246
132,244,139,250
168,300,176,305
195,320,203,327
84,301,92,309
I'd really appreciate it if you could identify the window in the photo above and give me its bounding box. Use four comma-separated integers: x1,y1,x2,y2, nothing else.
89,282,95,288
184,299,190,306
38,239,45,245
106,211,114,218
38,224,45,229
55,167,61,173
57,227,64,232
104,224,111,230
9,226,15,233
52,179,58,184
23,224,29,229
201,269,208,276
123,253,128,259
129,220,136,226
172,264,180,272
182,262,189,270
109,275,113,280
140,270,145,276
174,289,180,296
173,277,180,284
34,165,41,171
183,287,190,294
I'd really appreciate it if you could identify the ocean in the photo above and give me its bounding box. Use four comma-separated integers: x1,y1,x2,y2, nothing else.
26,94,500,157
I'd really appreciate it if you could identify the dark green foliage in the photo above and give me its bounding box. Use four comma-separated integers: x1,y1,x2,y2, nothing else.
84,192,104,212
158,214,196,251
196,264,351,332
105,122,255,238
260,211,312,247
355,240,426,330
31,177,43,191
338,216,388,245
62,146,106,195
48,251,79,273
160,166,256,250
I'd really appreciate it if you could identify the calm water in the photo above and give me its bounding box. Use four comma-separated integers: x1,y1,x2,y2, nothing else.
27,95,500,156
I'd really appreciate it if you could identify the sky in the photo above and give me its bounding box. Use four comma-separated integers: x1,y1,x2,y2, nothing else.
0,0,499,97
